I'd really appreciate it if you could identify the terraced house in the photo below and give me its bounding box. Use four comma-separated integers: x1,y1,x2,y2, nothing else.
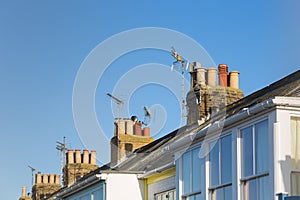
19,64,300,200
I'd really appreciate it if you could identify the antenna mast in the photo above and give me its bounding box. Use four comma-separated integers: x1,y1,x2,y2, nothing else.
56,136,67,177
171,47,188,119
28,165,35,187
107,93,124,119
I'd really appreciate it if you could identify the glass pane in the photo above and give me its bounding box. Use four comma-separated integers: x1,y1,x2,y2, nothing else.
224,186,232,200
221,135,232,184
255,120,269,174
194,194,201,200
242,126,253,177
244,179,257,200
210,140,219,186
215,188,223,200
291,117,300,169
192,148,201,192
257,176,269,200
183,151,191,194
291,172,300,196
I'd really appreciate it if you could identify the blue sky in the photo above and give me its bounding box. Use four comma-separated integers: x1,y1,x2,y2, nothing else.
0,1,299,199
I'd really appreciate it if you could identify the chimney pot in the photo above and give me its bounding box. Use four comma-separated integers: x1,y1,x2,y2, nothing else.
49,174,55,184
55,174,60,184
218,64,228,87
75,149,81,163
83,150,89,164
207,68,217,86
90,150,96,165
143,127,150,137
67,149,74,164
36,173,42,184
229,70,240,89
21,186,26,197
42,174,48,184
134,122,142,136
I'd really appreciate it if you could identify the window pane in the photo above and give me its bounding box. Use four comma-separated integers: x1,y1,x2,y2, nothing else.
242,126,253,177
258,176,269,200
192,148,201,192
291,172,300,196
221,135,232,184
291,117,300,169
183,151,191,194
210,140,219,186
214,188,223,200
224,186,232,200
255,120,269,174
244,179,257,200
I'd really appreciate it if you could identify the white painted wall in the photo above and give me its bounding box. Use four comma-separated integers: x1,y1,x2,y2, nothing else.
105,173,143,200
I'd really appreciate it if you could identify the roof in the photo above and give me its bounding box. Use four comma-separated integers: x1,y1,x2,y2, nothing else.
113,69,300,172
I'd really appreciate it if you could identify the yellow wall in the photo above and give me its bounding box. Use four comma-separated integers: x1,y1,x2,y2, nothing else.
144,167,176,200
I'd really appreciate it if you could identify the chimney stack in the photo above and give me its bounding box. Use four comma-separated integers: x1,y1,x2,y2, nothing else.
42,174,48,184
55,174,60,184
229,70,240,89
195,62,206,85
143,127,150,137
218,64,228,87
49,174,55,184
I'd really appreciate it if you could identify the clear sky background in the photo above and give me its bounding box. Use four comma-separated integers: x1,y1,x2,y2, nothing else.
0,1,299,199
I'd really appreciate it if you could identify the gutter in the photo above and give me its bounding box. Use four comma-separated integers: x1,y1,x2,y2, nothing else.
138,162,175,179
57,174,104,198
164,97,298,152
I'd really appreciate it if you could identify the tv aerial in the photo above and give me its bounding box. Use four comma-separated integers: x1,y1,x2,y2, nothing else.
56,136,67,179
107,93,124,119
170,47,189,118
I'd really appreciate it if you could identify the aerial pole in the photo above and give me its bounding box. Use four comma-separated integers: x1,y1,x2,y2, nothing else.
171,47,189,119
56,136,67,179
28,165,35,188
107,93,124,120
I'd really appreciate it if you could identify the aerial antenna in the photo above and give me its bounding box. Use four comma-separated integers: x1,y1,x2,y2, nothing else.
171,47,188,118
56,136,67,178
107,93,124,119
142,106,151,126
28,165,35,187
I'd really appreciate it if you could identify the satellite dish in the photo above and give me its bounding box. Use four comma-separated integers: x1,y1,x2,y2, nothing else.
131,116,138,122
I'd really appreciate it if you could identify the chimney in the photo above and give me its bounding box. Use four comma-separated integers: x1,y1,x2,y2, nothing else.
229,71,239,89
218,64,228,87
36,172,41,184
83,149,89,164
134,122,142,136
21,186,26,197
118,120,126,134
207,68,217,86
67,149,74,164
90,150,96,165
143,127,150,137
75,149,81,163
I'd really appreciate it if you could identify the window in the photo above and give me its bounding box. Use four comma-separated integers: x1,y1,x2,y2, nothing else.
155,189,176,200
241,119,269,200
181,146,205,200
291,117,300,195
209,134,232,200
